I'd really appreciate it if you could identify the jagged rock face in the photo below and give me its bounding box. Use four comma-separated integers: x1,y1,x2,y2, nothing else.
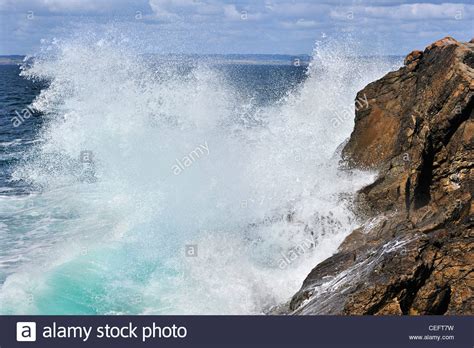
287,37,473,315
343,36,473,214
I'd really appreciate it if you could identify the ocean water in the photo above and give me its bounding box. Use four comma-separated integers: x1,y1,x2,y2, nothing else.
0,34,399,314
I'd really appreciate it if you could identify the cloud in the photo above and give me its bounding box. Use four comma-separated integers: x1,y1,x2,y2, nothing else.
330,2,473,21
0,0,149,15
367,3,471,19
0,0,473,55
270,2,330,18
280,19,320,29
148,0,264,22
223,4,243,21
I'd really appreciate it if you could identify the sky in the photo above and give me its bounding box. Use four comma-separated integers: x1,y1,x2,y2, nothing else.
0,0,473,55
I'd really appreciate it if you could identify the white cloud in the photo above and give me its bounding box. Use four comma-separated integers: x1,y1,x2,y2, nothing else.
148,0,264,22
221,4,239,20
367,3,471,19
0,0,147,14
223,4,263,21
280,19,319,29
271,2,330,18
1,0,473,55
331,2,473,21
149,0,221,19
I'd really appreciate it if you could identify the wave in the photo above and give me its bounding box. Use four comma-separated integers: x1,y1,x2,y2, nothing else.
0,30,398,314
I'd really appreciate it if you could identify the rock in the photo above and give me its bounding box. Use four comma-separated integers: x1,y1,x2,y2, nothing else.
286,37,473,315
404,50,423,67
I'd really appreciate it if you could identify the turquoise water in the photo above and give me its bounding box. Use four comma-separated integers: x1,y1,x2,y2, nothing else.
0,33,398,314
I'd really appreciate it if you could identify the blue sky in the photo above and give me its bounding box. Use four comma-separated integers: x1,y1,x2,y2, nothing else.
0,0,473,55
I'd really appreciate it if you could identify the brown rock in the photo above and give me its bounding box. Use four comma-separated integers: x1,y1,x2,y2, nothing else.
343,36,473,214
285,37,474,316
404,50,423,66
426,36,459,50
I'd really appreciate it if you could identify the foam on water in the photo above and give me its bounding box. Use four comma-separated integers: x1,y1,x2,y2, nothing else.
0,30,397,314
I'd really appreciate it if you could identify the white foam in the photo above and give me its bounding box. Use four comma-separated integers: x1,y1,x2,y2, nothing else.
0,31,398,314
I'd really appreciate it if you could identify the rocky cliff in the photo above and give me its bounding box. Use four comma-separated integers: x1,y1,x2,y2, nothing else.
288,37,473,315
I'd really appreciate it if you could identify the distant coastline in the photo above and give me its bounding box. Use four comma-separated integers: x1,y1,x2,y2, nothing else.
0,54,311,66
0,55,24,65
0,54,403,67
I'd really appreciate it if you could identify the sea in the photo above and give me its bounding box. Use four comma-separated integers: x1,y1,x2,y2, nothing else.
0,34,401,314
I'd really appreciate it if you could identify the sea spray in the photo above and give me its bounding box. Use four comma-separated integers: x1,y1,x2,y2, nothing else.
0,31,398,314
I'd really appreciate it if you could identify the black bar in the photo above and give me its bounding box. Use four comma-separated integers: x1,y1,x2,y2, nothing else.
1,316,472,347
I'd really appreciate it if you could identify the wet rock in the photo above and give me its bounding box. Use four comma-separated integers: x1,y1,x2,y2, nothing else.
286,37,473,315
